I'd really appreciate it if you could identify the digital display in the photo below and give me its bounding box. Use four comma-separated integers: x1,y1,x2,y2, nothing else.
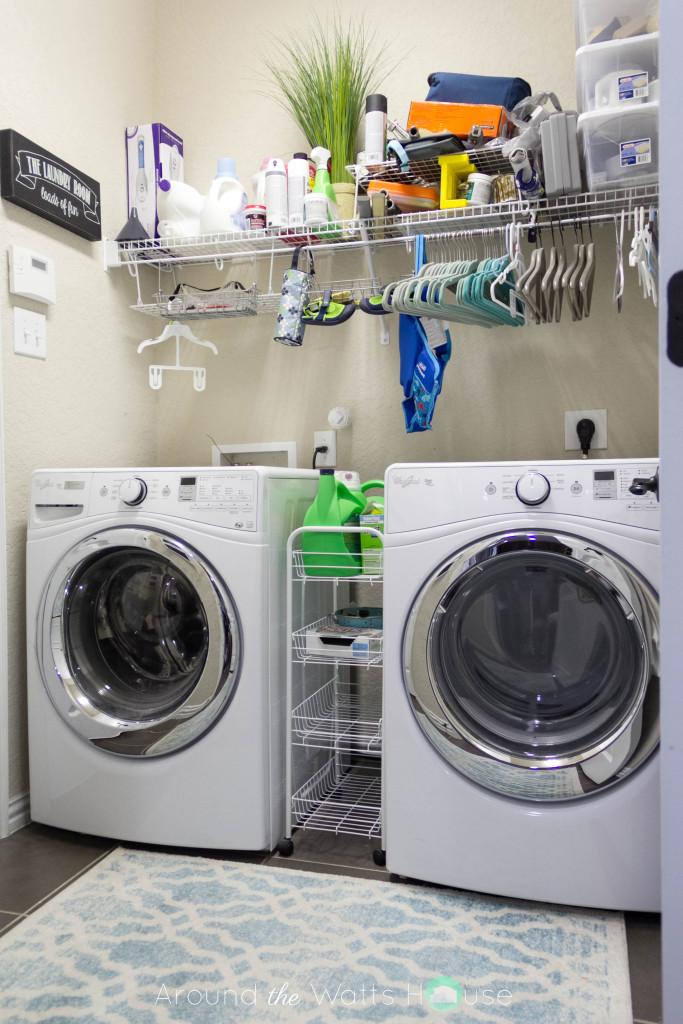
31,256,47,272
594,471,615,481
64,480,85,490
180,477,196,486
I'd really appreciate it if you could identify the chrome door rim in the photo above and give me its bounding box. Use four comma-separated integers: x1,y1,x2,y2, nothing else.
40,527,241,755
404,529,659,798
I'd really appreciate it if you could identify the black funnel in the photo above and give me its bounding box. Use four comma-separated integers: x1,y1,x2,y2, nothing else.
115,207,149,242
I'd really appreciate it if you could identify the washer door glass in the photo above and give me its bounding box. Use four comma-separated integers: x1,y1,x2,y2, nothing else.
405,531,659,800
42,528,241,756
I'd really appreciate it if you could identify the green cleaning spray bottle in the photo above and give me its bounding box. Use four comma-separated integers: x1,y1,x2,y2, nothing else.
303,147,340,237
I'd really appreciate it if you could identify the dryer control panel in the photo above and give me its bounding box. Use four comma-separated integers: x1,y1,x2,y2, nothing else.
385,459,660,533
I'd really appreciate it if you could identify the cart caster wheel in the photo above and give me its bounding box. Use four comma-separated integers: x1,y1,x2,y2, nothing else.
372,849,386,867
277,839,294,857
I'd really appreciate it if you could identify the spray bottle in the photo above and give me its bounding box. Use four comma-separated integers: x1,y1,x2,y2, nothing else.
304,147,340,228
265,157,288,230
508,147,544,201
287,152,310,229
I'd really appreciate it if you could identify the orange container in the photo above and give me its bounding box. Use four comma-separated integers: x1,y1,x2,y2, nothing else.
367,180,439,213
408,101,512,140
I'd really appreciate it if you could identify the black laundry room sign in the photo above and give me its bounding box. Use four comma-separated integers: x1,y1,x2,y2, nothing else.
0,129,101,240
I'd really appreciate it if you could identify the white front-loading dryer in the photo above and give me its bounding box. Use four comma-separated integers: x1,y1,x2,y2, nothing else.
383,459,660,910
27,466,317,850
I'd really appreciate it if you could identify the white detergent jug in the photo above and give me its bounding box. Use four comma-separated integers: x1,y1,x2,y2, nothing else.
200,158,247,234
157,178,204,239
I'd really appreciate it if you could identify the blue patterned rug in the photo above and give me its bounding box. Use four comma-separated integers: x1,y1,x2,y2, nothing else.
0,848,631,1023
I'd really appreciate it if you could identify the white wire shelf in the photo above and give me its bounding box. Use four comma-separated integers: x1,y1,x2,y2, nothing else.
292,614,383,667
292,760,382,838
107,182,659,271
292,676,382,754
291,547,383,582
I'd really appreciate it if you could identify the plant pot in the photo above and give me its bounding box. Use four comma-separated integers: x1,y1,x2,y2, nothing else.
332,182,356,223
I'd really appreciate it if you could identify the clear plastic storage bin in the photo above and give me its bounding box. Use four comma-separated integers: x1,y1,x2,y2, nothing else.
575,32,659,112
577,100,659,190
574,0,658,49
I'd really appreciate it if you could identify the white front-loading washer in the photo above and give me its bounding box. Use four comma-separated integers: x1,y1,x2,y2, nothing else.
27,466,317,850
383,459,660,910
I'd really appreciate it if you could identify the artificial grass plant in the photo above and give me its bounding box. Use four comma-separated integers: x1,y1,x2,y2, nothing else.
261,12,393,183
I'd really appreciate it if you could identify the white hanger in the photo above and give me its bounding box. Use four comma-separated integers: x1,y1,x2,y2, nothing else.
137,320,218,392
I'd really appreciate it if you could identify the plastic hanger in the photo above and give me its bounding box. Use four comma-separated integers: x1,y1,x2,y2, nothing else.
613,211,625,313
540,219,559,322
578,221,596,318
561,223,583,321
137,320,218,391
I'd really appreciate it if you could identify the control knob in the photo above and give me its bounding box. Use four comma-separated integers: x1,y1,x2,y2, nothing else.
119,477,147,506
515,471,550,506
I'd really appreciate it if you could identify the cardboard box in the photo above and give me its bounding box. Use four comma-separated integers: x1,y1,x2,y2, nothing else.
125,124,184,240
408,101,512,140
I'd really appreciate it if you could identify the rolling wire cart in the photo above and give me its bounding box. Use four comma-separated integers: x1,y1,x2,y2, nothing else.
279,525,385,865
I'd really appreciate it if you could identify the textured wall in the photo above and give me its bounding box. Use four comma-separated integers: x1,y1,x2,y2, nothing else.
148,0,658,478
0,0,162,798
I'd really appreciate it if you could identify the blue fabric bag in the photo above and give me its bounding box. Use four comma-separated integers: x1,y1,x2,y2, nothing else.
426,73,531,110
399,315,451,433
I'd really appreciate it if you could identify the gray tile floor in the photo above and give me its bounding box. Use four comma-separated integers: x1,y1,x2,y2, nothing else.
0,823,662,1023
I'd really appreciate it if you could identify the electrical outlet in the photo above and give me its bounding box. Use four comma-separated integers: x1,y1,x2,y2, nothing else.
13,307,46,359
313,430,337,467
564,409,607,452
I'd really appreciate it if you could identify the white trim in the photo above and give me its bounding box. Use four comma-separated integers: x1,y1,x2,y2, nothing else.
8,791,29,834
0,306,8,838
659,0,683,1018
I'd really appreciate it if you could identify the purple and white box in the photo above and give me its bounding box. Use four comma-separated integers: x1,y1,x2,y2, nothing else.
125,124,183,239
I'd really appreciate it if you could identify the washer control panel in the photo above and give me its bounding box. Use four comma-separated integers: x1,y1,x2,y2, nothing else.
385,460,659,533
29,469,261,531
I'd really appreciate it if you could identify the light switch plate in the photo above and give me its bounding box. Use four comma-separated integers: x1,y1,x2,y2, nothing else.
14,307,46,359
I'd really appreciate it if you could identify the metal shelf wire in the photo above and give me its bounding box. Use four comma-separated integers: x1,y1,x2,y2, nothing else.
292,614,383,667
291,547,383,582
350,141,514,189
134,285,260,319
292,676,382,755
291,759,382,838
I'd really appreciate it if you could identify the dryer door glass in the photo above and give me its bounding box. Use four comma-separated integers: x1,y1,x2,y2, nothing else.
42,528,241,756
405,530,659,799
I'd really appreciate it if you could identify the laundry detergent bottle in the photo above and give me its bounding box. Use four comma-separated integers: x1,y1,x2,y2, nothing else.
156,178,204,239
200,158,248,234
302,468,368,576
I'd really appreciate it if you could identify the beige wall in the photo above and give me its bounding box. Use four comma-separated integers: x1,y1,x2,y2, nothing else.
0,0,163,799
2,0,659,802
151,0,657,476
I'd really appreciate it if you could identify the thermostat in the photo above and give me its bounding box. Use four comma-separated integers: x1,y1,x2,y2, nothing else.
9,244,56,304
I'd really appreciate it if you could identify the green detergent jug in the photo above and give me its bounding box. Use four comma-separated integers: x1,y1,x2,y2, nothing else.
302,469,384,577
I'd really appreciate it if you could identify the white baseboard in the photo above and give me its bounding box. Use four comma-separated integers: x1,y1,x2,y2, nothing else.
9,791,30,833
